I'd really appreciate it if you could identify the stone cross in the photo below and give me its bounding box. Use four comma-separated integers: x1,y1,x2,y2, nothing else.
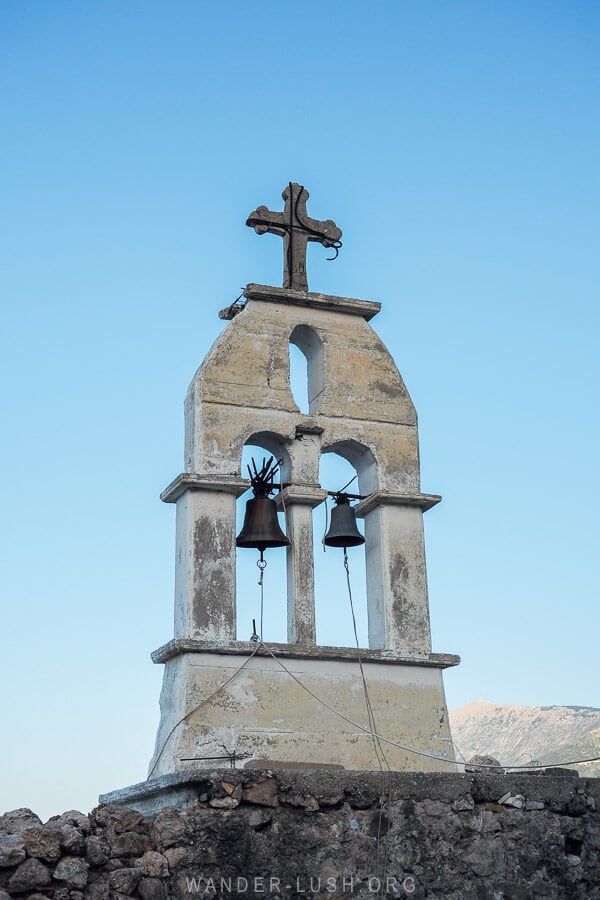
246,183,342,292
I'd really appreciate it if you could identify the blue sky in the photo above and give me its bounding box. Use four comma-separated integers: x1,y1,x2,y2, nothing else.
1,1,598,820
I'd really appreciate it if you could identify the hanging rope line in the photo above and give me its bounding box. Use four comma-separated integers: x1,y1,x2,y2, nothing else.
148,639,600,782
257,643,600,771
223,290,246,318
450,736,470,766
292,183,343,259
343,548,393,897
338,474,358,494
257,556,267,641
147,643,262,779
322,497,329,551
343,550,388,771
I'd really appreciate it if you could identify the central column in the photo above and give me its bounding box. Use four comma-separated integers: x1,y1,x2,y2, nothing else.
277,484,327,644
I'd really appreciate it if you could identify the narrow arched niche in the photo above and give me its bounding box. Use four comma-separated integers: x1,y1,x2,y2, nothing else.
289,342,309,413
314,451,368,648
289,324,324,415
235,435,290,643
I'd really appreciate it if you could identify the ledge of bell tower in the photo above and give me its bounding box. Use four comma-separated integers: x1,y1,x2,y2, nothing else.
151,639,461,668
219,283,382,321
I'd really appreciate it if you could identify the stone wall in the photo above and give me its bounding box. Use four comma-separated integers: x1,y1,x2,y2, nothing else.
1,770,599,899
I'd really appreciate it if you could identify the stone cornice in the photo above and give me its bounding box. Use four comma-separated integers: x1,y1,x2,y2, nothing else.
226,283,382,321
161,473,250,504
275,484,328,509
151,638,460,669
355,491,442,516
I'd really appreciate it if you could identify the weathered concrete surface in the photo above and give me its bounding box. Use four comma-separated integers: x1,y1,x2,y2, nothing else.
151,281,458,779
185,287,419,487
167,480,247,641
4,771,595,898
146,647,456,779
178,285,440,652
276,485,328,645
151,642,460,668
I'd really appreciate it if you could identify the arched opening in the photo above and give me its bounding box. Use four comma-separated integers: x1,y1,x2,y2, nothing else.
323,438,379,496
289,342,309,414
289,324,324,415
314,450,369,648
235,435,289,643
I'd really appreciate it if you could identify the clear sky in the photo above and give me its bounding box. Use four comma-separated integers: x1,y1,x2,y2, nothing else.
1,1,598,821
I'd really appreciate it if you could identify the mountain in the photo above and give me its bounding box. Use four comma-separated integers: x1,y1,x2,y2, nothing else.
449,700,600,777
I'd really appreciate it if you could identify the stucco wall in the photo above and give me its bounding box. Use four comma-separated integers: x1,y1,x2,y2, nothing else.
146,650,457,779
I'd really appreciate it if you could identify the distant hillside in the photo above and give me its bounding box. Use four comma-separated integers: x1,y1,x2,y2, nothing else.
449,700,600,778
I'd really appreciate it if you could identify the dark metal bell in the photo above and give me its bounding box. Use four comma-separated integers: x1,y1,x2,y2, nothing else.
323,498,365,548
236,496,290,551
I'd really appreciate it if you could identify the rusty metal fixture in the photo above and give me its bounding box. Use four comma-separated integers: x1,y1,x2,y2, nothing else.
236,455,290,553
323,493,365,549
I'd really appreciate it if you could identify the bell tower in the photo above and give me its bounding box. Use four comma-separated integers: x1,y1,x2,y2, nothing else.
147,184,459,778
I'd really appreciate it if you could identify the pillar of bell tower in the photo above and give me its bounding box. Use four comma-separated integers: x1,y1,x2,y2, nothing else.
278,483,327,644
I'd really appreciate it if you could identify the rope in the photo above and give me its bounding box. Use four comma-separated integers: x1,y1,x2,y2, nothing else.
257,642,600,771
224,291,245,318
293,183,342,258
257,555,267,641
148,635,600,781
343,549,392,897
147,643,262,779
343,550,388,772
322,497,329,551
258,641,451,762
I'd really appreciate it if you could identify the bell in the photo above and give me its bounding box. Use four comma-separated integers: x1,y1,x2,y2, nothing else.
236,495,290,551
323,497,365,548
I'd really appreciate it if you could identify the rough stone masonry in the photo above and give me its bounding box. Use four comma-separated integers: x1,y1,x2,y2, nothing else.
2,770,599,899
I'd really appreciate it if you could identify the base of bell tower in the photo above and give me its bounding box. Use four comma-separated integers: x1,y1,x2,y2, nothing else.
145,641,460,779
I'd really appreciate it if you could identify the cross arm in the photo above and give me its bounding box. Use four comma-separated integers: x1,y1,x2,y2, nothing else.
246,205,286,237
301,216,342,248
